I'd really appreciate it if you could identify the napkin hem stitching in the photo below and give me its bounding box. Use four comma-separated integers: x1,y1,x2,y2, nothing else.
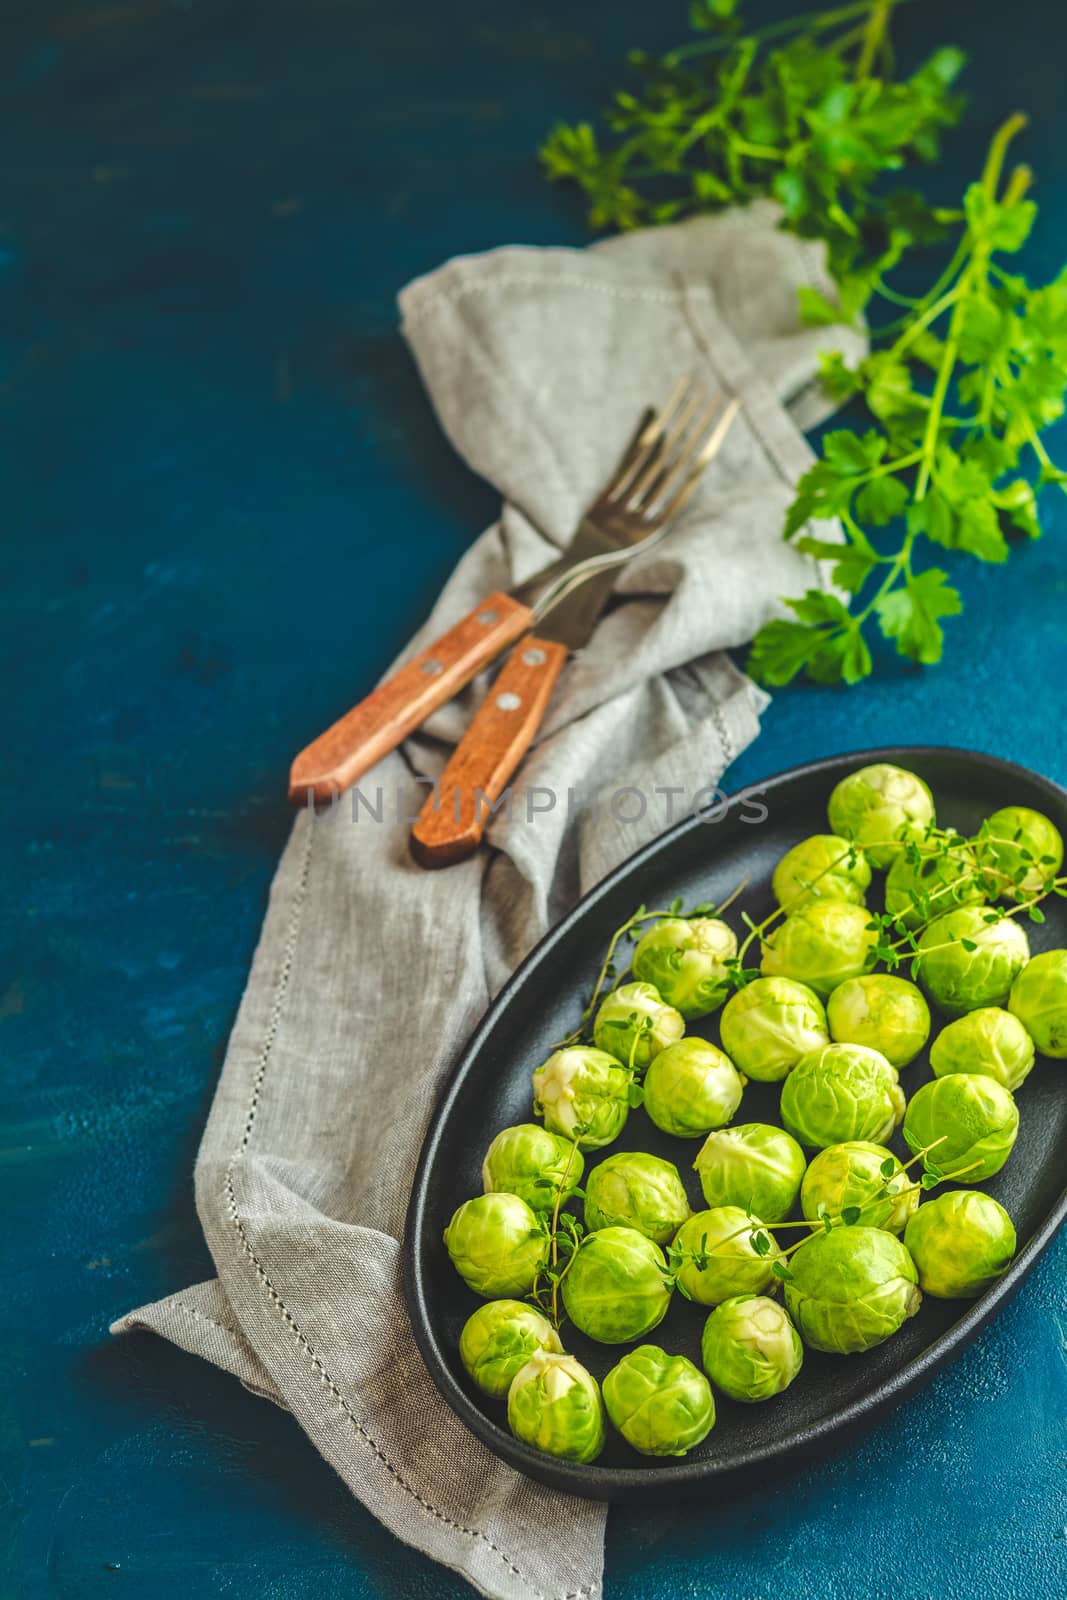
173,1299,244,1342
222,821,597,1600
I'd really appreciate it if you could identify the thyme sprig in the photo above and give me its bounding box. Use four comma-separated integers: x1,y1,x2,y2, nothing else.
556,887,745,1048
665,1137,960,1291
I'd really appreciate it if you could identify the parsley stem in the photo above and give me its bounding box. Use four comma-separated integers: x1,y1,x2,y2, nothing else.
1023,418,1067,499
854,0,893,81
981,112,1029,198
890,283,963,358
662,0,888,67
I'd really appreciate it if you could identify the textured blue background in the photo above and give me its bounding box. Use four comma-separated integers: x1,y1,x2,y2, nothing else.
4,2,1066,1596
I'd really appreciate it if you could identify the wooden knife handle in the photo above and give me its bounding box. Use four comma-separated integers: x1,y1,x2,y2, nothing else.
288,593,532,805
410,636,568,868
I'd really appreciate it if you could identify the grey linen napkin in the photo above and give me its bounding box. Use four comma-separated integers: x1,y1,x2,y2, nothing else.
113,202,863,1600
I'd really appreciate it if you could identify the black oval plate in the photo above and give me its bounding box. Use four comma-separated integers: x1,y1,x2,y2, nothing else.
403,747,1067,1500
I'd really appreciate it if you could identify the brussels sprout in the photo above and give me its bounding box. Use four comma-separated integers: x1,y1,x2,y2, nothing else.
593,981,685,1070
693,1123,806,1223
643,1038,745,1138
443,1193,548,1297
583,1151,691,1245
719,976,830,1083
507,1351,605,1462
561,1226,672,1344
482,1124,585,1212
760,901,878,998
930,1006,1036,1091
602,1345,715,1456
916,907,1030,1018
772,834,872,911
885,845,985,929
978,806,1064,900
459,1300,563,1397
784,1226,921,1353
532,1047,631,1151
780,1043,905,1150
631,917,738,1020
902,1073,1019,1181
800,1142,918,1235
672,1206,780,1305
1009,949,1067,1058
700,1295,803,1402
826,974,931,1068
827,763,935,869
904,1191,1017,1299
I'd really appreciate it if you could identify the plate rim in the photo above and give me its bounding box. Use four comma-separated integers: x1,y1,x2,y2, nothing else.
403,744,1067,1498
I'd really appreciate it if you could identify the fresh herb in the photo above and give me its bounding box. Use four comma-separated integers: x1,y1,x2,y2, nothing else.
542,0,964,316
555,885,745,1048
531,1133,587,1328
749,113,1067,685
543,5,1067,685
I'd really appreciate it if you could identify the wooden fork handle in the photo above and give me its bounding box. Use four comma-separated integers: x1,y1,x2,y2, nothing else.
410,636,569,869
288,593,532,805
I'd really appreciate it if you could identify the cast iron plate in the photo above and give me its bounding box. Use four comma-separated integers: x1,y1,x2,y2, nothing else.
404,748,1067,1500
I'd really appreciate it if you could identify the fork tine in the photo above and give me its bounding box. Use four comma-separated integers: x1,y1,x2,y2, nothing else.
631,393,724,513
653,395,741,521
605,375,697,502
620,385,708,508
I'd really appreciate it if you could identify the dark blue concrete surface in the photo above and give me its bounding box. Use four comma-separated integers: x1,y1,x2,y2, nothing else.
4,2,1066,1597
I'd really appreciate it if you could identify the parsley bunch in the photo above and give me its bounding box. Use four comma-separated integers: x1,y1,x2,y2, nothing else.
749,113,1067,684
542,3,1067,685
541,0,965,318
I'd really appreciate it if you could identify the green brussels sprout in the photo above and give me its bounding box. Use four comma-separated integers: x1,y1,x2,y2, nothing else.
902,1073,1019,1181
443,1193,548,1297
760,901,878,998
700,1295,803,1402
602,1345,715,1456
672,1206,780,1305
631,917,737,1020
916,907,1030,1018
642,1038,745,1138
784,1226,921,1353
827,763,935,869
772,834,872,910
904,1190,1017,1299
593,981,685,1070
506,1350,605,1462
1009,949,1067,1058
561,1226,672,1344
583,1151,691,1245
482,1124,585,1211
800,1141,918,1235
532,1047,631,1151
718,976,830,1083
885,845,985,929
459,1300,563,1397
978,806,1064,900
693,1123,806,1223
780,1043,905,1150
930,1006,1036,1091
826,974,931,1068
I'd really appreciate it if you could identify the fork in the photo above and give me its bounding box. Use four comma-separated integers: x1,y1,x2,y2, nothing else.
410,382,740,866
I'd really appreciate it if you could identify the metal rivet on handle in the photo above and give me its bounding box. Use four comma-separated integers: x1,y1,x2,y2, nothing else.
477,609,499,625
421,658,444,676
522,647,546,666
496,692,522,712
